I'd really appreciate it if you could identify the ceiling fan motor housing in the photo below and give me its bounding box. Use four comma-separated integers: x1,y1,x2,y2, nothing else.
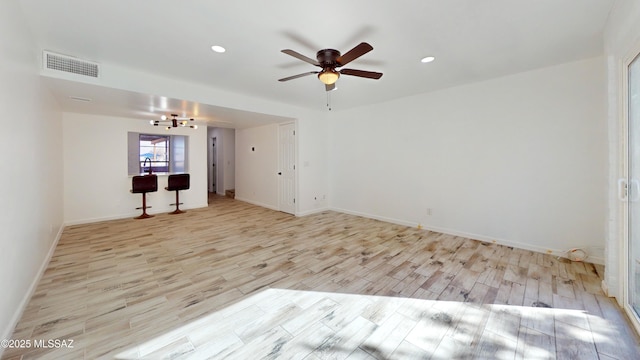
316,49,341,66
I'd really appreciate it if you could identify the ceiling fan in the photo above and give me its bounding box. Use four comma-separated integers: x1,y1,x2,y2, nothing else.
278,42,383,91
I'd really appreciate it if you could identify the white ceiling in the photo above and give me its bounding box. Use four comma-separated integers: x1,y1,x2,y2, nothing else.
18,0,615,127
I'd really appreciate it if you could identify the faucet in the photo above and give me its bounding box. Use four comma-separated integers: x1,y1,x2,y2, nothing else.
143,157,152,175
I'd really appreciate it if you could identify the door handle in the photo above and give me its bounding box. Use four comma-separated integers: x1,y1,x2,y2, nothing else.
619,178,628,201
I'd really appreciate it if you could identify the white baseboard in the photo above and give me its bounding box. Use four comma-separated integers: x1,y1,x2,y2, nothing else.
64,203,209,226
297,207,329,217
2,224,64,343
330,207,604,265
601,280,612,297
65,213,136,226
330,207,418,228
234,197,279,211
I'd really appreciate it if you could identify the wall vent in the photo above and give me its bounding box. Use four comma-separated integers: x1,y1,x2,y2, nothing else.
43,51,100,78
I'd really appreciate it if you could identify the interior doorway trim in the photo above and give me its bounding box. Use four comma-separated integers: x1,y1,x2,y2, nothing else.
621,40,640,336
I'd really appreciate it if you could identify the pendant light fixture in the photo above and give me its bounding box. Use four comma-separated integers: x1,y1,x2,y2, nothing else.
150,114,198,130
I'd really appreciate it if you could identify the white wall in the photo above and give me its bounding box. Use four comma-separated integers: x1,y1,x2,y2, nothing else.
43,56,330,216
329,57,606,262
63,113,208,224
234,114,330,216
297,112,330,215
235,124,279,210
0,1,63,343
234,118,330,215
603,0,640,301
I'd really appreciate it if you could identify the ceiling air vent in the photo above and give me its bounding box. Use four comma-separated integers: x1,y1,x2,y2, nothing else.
43,51,100,78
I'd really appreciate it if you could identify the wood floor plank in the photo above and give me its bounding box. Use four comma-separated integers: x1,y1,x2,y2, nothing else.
2,195,639,359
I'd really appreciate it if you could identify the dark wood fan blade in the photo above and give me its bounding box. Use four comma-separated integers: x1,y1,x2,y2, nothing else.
336,42,373,66
278,71,318,82
340,68,383,79
281,49,320,66
325,83,335,91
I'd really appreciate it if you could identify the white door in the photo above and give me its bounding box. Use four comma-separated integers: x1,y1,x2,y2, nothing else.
627,51,640,331
278,123,296,214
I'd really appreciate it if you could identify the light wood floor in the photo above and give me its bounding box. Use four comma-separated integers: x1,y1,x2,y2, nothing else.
3,195,640,359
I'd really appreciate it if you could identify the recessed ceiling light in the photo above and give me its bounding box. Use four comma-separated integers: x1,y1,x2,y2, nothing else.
421,56,435,63
211,45,226,53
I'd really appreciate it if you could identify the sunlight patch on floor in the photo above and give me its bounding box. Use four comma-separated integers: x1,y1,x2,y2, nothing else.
114,288,619,359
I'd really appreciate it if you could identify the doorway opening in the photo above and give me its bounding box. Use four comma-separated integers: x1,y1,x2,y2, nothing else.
207,128,236,200
211,137,217,193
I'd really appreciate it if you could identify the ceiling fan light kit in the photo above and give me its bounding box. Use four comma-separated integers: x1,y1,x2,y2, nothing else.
318,68,339,85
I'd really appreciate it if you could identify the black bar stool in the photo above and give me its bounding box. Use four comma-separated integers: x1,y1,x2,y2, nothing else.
165,174,190,214
131,175,158,219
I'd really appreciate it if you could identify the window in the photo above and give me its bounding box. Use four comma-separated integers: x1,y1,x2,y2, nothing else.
127,132,188,175
139,134,170,173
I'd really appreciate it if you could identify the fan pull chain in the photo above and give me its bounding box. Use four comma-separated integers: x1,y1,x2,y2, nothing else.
326,91,332,111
